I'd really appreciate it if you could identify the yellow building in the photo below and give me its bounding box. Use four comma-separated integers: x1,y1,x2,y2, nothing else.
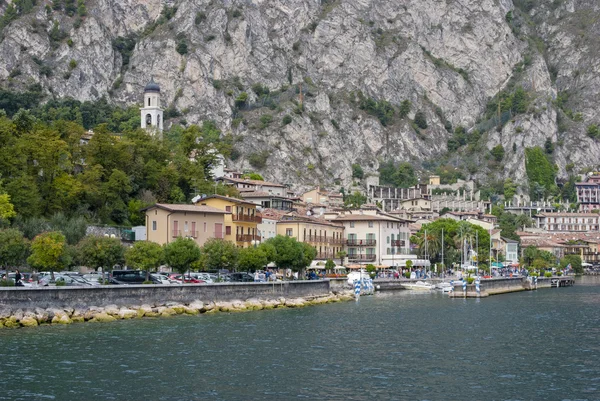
144,204,229,246
195,195,260,247
276,218,345,260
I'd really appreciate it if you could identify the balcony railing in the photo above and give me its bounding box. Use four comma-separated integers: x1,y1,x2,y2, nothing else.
232,214,262,224
236,234,261,242
346,239,377,246
328,237,345,245
348,254,377,262
315,252,335,260
391,240,405,247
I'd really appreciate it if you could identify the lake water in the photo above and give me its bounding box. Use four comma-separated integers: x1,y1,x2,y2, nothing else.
1,278,600,401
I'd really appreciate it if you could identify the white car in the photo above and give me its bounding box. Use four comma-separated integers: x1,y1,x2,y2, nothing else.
151,273,175,285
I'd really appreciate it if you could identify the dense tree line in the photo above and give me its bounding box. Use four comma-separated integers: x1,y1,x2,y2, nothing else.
0,100,237,228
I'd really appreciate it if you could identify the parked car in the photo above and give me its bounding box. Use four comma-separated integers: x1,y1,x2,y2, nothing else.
189,272,213,283
169,274,204,284
151,273,175,285
110,270,161,285
228,272,254,282
40,274,92,286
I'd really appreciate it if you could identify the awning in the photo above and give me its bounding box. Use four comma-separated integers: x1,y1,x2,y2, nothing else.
491,262,504,269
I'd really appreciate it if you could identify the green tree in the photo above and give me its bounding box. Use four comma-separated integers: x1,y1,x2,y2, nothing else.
27,231,66,280
263,235,304,271
560,254,583,274
393,162,417,188
490,144,505,162
503,178,517,200
525,147,557,200
325,258,335,273
399,100,411,119
77,236,125,280
352,163,364,179
164,237,202,279
344,191,367,208
0,193,16,221
237,246,268,272
125,241,164,282
414,111,428,129
0,228,29,269
200,238,238,271
300,242,317,270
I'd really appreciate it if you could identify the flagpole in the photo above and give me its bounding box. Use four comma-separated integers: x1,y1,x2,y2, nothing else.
441,228,444,279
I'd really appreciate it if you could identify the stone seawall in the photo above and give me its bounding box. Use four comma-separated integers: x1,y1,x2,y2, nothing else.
0,281,331,310
0,280,355,329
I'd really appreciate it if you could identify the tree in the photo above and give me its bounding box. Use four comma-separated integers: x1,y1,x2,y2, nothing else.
125,241,164,282
263,235,304,271
0,229,29,269
414,111,428,129
237,246,268,272
503,178,517,200
399,100,411,119
560,254,583,274
300,242,317,271
325,258,335,274
27,231,66,280
344,191,367,208
393,162,418,188
201,238,238,271
352,163,364,179
490,144,505,162
164,237,202,279
0,193,16,221
78,236,125,280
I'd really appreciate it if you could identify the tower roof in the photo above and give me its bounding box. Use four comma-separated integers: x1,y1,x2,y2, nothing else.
144,77,160,93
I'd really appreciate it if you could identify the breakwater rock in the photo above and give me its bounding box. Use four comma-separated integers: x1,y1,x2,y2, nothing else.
0,291,354,329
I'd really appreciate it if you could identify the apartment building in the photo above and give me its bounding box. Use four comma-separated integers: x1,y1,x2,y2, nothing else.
576,174,600,211
534,212,600,232
144,204,229,246
277,218,345,260
195,195,261,247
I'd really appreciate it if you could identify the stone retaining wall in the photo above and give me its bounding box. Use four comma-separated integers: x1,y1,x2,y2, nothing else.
0,281,331,310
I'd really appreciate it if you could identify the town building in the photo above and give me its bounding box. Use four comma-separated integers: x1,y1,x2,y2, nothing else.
534,212,600,232
330,208,415,267
217,177,287,197
368,184,428,212
240,191,294,211
194,195,261,247
144,203,229,246
576,173,600,211
444,211,498,226
140,78,163,133
301,187,344,208
276,218,345,260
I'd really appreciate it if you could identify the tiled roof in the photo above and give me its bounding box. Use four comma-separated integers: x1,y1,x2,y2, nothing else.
537,212,599,217
240,191,290,199
145,203,230,214
334,214,402,222
196,194,257,206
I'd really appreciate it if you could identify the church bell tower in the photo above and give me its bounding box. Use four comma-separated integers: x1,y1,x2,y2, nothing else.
140,77,164,134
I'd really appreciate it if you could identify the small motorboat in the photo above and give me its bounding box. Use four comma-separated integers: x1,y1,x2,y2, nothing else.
435,282,453,292
402,281,435,291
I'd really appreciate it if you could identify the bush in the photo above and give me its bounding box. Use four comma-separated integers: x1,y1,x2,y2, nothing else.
142,280,154,284
248,151,269,169
195,12,206,25
352,163,364,179
414,111,428,129
491,144,505,162
359,95,394,126
259,114,273,128
544,272,552,277
68,59,77,69
587,124,600,139
0,279,15,287
235,92,248,108
282,115,292,125
176,40,188,55
467,277,475,284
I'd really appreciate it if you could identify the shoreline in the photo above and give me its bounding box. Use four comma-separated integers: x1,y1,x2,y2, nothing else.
0,290,355,329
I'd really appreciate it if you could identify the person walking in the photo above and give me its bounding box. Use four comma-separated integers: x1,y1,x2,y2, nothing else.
15,269,23,286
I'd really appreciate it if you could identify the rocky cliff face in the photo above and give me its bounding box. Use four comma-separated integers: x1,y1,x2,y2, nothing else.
0,0,599,195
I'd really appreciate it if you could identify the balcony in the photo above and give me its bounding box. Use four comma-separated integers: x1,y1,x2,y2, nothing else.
306,235,329,243
391,240,405,247
232,214,262,224
346,239,377,246
348,254,377,262
236,234,261,242
315,252,335,260
328,237,345,245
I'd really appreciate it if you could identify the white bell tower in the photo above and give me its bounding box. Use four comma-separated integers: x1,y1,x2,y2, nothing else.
140,77,164,134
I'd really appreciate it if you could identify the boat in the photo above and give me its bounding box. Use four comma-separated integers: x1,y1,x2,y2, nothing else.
435,282,453,292
402,281,435,291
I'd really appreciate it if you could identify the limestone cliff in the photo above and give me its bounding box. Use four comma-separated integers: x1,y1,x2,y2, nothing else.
0,0,598,196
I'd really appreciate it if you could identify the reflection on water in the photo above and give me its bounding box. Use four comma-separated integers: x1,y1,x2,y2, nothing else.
1,285,599,400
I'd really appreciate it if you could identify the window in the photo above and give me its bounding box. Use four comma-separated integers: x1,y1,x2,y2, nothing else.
350,222,355,228
148,98,151,106
387,236,390,244
225,226,231,235
226,206,232,212
203,222,207,232
191,222,196,236
184,221,188,232
152,221,157,231
286,228,293,236
368,221,374,228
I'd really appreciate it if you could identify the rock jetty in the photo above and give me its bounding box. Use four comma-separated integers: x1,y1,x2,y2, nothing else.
0,291,354,329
